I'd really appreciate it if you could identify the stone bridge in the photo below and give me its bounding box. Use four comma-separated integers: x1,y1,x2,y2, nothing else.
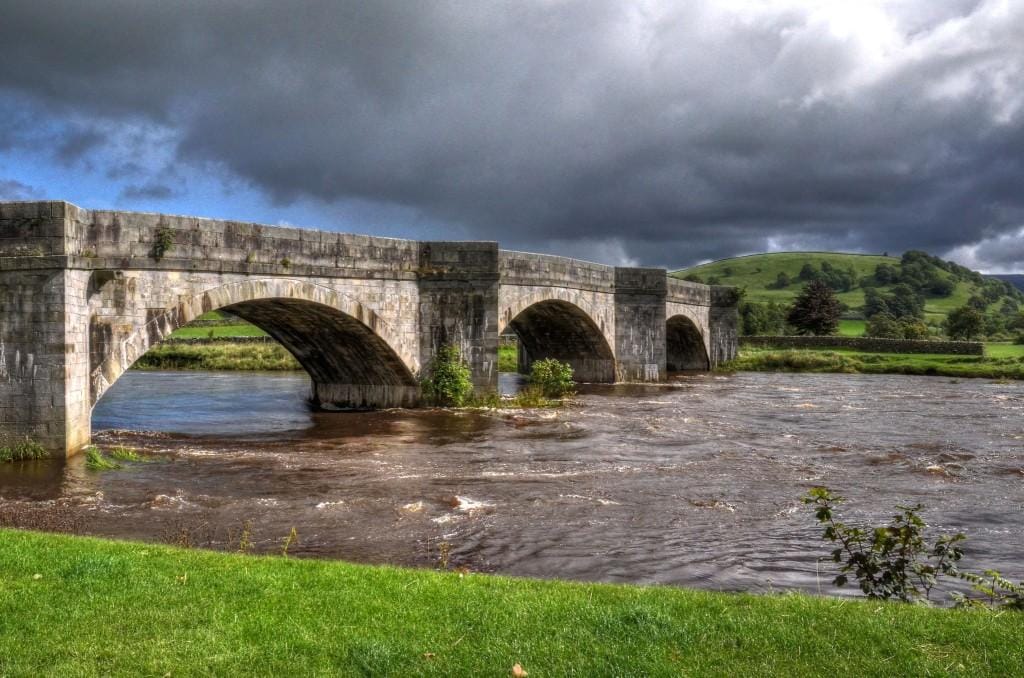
0,201,738,456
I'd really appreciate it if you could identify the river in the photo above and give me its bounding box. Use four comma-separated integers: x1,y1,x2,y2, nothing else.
2,370,1022,596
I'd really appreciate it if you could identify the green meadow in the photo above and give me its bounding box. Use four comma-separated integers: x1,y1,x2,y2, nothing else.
673,251,1017,323
1,529,1021,676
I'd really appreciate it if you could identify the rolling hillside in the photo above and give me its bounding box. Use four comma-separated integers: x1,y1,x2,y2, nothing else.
672,251,1023,333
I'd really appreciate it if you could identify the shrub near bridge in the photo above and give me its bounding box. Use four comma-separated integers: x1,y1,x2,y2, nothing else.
529,358,575,398
421,344,474,407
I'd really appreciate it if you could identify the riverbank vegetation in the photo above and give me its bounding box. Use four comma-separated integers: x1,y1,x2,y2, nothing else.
804,488,1023,609
421,344,475,406
422,345,574,408
0,439,45,463
498,343,517,371
723,346,1024,380
133,341,301,371
1,529,1021,676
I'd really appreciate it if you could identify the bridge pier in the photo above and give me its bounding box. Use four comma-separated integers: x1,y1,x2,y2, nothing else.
0,203,92,455
417,242,500,393
709,289,740,365
613,267,668,381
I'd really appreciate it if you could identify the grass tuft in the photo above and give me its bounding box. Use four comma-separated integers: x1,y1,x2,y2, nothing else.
0,439,46,463
107,445,143,462
84,447,121,471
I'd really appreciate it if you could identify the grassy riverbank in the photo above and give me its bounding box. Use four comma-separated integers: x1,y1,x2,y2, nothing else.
724,346,1024,379
133,341,301,371
1,529,1022,676
132,339,523,374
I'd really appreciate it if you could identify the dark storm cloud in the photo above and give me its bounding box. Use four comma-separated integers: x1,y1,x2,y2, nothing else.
56,127,105,166
119,182,176,202
0,178,40,201
1,1,1022,267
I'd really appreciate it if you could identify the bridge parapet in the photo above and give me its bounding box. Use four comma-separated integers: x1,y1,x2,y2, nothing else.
666,277,712,306
498,250,614,292
2,201,422,279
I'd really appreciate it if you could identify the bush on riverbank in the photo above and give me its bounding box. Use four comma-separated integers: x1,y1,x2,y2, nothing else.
805,487,1024,609
529,358,576,398
1,529,1022,675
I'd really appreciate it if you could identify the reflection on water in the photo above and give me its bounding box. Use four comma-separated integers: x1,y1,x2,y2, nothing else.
3,369,1023,597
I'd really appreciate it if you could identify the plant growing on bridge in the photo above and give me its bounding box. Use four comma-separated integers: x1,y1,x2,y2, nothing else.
151,226,175,261
421,344,474,407
529,358,575,398
804,487,1024,609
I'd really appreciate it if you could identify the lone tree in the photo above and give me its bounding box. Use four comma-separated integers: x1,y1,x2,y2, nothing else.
945,305,984,340
787,280,841,336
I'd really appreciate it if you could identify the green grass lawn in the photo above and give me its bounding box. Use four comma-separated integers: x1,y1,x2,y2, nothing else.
1,529,1021,676
837,319,866,337
166,311,267,339
673,251,895,297
985,342,1024,358
168,324,269,339
498,343,518,372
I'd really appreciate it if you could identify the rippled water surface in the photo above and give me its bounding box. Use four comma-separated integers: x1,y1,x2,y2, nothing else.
3,370,1023,595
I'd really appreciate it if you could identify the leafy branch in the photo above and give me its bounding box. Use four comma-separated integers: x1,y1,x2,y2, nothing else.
803,487,1022,609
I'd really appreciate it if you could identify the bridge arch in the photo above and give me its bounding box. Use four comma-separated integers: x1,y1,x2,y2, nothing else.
87,277,418,409
501,295,615,383
666,313,710,371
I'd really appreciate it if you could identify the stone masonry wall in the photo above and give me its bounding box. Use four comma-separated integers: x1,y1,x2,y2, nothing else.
1,201,738,455
613,267,667,381
418,242,500,390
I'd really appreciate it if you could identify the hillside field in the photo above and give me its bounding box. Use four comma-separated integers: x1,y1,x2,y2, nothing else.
673,251,1017,330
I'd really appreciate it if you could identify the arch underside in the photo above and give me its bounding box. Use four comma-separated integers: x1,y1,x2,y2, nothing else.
508,299,615,382
225,299,418,409
89,280,419,410
666,315,710,371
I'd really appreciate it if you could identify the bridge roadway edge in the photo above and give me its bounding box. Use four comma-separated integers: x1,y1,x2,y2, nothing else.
0,201,737,456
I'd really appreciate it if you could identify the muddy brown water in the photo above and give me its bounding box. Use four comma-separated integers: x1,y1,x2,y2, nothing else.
2,370,1022,597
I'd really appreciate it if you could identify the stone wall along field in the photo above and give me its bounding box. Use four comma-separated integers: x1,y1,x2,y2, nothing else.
741,335,984,355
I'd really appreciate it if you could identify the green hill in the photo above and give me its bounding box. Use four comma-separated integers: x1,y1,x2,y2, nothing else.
672,251,1024,337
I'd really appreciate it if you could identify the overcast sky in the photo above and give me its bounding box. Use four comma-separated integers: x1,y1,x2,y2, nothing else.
2,1,1023,271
